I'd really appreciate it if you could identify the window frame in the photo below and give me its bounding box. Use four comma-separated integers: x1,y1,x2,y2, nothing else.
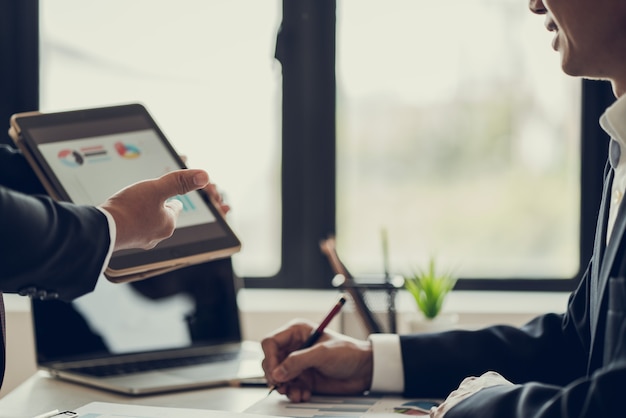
0,0,614,292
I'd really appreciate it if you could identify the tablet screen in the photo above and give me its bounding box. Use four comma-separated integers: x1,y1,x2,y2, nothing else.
13,104,240,275
37,128,217,229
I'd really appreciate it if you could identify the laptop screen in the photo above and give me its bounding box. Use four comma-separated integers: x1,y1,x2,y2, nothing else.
32,259,243,364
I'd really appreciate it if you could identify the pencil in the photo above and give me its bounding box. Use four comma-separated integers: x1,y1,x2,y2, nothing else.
267,295,347,395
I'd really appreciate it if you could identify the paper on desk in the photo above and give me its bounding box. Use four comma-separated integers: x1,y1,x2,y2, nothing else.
75,401,279,418
245,392,437,417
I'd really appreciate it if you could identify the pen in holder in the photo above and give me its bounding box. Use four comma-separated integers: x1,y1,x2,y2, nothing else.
320,237,403,334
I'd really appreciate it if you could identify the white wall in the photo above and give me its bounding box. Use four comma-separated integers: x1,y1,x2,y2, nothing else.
0,289,570,398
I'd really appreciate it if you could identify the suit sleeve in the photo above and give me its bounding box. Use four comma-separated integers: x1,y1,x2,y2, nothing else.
0,186,110,301
399,265,626,417
0,145,110,300
0,146,110,301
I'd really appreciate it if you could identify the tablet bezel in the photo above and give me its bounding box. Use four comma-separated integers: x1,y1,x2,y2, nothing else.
9,103,241,281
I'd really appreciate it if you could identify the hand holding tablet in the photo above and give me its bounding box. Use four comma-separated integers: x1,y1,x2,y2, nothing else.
9,103,241,282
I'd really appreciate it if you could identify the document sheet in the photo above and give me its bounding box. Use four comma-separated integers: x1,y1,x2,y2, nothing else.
245,392,441,417
74,402,277,418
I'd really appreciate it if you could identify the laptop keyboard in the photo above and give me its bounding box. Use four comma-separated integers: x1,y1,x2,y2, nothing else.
70,351,240,377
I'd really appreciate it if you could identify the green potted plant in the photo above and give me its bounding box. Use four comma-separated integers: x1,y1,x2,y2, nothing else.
404,257,457,331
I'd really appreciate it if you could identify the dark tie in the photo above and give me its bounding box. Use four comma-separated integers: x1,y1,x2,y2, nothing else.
610,139,621,169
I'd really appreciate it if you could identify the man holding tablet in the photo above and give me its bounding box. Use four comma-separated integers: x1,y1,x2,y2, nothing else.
0,142,228,389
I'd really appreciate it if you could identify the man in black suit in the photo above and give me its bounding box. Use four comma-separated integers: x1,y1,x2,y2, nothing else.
0,144,227,389
260,0,626,416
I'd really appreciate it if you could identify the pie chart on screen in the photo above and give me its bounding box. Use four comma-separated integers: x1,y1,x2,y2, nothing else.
57,149,84,167
114,142,141,159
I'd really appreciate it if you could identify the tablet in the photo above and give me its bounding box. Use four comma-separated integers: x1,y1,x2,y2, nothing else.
9,103,241,282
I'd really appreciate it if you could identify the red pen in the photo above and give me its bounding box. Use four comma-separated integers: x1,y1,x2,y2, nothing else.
267,295,347,395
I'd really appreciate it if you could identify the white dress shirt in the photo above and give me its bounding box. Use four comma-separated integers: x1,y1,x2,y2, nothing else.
368,93,626,394
96,207,117,278
600,94,626,241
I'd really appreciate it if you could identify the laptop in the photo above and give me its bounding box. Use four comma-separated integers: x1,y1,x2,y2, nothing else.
31,258,266,395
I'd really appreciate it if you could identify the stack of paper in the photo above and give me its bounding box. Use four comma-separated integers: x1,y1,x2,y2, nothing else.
74,402,278,418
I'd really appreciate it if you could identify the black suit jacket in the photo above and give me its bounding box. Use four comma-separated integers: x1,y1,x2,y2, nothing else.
400,163,625,417
0,145,110,387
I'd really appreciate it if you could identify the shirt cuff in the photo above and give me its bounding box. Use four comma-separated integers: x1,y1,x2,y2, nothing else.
368,333,404,393
96,207,116,277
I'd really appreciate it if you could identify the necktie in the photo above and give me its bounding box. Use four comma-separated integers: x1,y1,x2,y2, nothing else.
606,140,622,242
610,139,621,169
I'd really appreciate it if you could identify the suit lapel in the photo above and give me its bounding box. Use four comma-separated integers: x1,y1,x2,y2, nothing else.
596,184,626,310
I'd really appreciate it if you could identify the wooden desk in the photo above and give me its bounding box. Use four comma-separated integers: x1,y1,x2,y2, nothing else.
0,371,267,418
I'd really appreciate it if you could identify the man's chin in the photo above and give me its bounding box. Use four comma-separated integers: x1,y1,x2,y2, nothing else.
561,63,611,87
559,54,583,78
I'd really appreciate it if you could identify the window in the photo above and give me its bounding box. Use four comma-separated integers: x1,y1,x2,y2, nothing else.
39,0,282,278
335,0,581,281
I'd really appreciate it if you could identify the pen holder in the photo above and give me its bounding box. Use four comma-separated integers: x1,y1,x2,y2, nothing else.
331,273,404,335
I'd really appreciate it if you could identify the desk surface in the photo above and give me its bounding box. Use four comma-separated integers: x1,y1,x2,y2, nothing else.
0,372,268,418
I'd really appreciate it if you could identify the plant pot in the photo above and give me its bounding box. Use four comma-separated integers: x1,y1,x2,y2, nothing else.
406,312,459,334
